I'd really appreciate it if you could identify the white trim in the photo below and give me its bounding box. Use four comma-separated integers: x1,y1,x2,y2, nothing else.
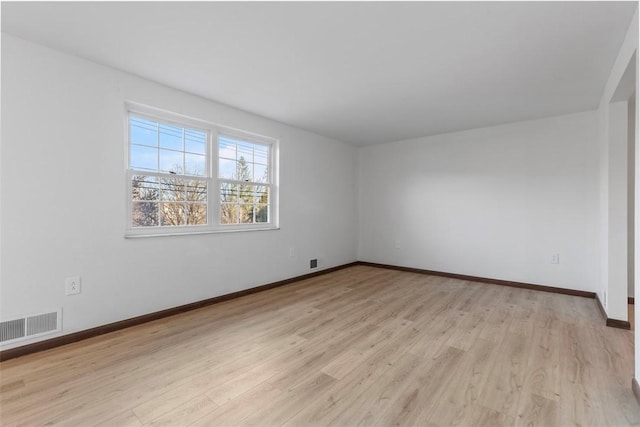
125,226,280,239
218,129,275,147
270,138,280,226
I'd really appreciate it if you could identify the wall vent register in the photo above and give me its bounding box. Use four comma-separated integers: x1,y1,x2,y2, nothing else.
0,310,62,345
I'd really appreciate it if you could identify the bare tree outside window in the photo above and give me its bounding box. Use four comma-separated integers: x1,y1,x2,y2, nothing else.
132,165,207,227
219,136,270,225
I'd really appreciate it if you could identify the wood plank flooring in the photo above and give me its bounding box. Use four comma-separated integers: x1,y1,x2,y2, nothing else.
1,265,638,426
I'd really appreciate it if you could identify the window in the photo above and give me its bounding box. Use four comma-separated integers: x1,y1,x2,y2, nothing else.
126,104,277,236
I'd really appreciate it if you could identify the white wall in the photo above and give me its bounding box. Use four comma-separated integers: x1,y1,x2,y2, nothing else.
0,34,358,349
357,111,600,292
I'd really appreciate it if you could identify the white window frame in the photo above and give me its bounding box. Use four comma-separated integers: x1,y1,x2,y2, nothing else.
124,102,279,238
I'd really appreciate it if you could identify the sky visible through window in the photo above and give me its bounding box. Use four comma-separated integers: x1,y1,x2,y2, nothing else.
129,116,207,176
219,135,269,183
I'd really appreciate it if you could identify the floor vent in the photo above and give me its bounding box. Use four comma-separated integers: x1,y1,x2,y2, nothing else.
0,310,62,345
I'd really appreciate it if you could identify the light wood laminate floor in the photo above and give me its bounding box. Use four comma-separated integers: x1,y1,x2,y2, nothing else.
1,265,638,426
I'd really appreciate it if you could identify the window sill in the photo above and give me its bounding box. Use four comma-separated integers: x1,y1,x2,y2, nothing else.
125,226,280,239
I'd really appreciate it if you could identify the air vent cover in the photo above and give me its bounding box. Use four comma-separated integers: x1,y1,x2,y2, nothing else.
0,310,62,345
0,319,25,342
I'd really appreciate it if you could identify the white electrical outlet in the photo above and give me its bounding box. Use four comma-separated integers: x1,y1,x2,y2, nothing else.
289,247,295,257
65,276,81,295
550,253,560,264
395,239,401,249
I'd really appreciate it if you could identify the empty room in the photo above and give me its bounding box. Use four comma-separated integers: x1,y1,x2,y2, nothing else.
1,1,640,426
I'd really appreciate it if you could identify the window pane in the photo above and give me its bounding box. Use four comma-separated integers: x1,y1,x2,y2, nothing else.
237,141,254,164
160,203,185,226
220,203,238,224
236,158,253,182
185,153,206,177
255,204,269,223
132,202,158,227
238,185,254,204
159,123,183,151
254,144,269,165
186,179,207,203
254,186,269,204
130,145,158,171
239,204,253,224
132,175,159,201
219,137,237,159
130,116,157,146
159,149,184,174
219,158,236,179
185,129,206,154
187,203,207,225
160,178,184,201
220,183,237,203
218,136,270,184
254,164,268,183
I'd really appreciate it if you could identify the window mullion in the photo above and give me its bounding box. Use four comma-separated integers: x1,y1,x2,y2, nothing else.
182,127,186,174
183,179,187,226
252,184,256,224
156,121,160,172
182,128,186,226
210,129,218,227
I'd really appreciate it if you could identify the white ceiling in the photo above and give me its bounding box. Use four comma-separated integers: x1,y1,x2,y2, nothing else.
2,2,637,146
